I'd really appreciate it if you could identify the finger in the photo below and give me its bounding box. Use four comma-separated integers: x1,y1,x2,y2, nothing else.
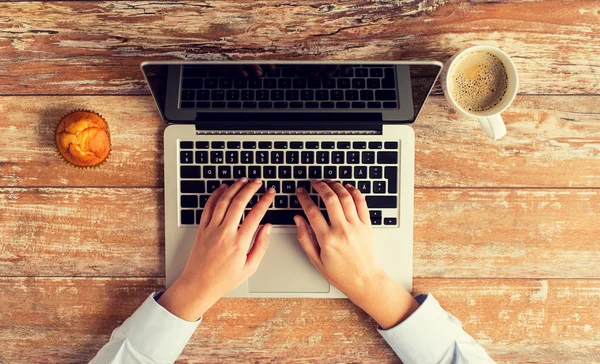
296,186,329,234
294,216,322,270
244,65,263,77
243,224,272,277
199,183,228,227
346,183,371,225
239,187,276,241
208,178,250,226
326,181,360,223
310,180,346,226
217,178,263,228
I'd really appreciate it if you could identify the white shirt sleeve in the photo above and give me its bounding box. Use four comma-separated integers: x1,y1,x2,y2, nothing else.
378,294,495,364
89,292,201,364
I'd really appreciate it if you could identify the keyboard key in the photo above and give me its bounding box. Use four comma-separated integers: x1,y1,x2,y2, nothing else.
286,90,300,100
307,78,321,88
256,90,269,101
358,181,371,194
196,210,203,225
256,151,269,164
207,180,220,192
385,141,399,149
352,102,366,108
275,195,288,208
241,90,254,100
181,181,205,193
321,142,335,149
290,195,301,209
180,151,193,164
366,196,397,208
324,166,337,179
181,166,200,178
316,90,329,100
362,151,375,164
278,166,292,179
248,166,261,178
290,142,303,150
367,79,381,88
257,210,306,225
227,141,241,149
279,78,292,88
343,180,356,188
323,78,336,88
243,102,257,108
301,90,314,100
369,166,382,179
297,180,311,193
360,90,374,100
355,68,368,77
211,90,225,100
354,166,367,179
271,151,284,164
194,151,208,164
264,166,276,179
293,78,307,88
223,180,235,187
286,151,299,164
263,78,277,89
181,210,195,225
293,166,307,178
218,166,231,178
382,68,396,88
376,90,396,101
200,195,210,208
212,101,226,108
337,141,351,149
196,102,211,108
234,78,247,88
353,141,367,149
249,79,262,89
274,141,288,149
337,101,350,109
371,217,382,226
309,166,322,179
367,102,382,108
226,90,240,100
282,181,295,194
321,102,335,108
274,102,288,108
370,210,382,218
373,181,386,194
271,90,284,100
181,102,195,108
332,151,344,164
337,78,351,88
205,78,218,88
316,151,330,164
378,152,398,164
196,90,210,100
306,142,319,149
330,90,344,100
347,151,360,164
383,102,398,108
305,102,319,108
290,102,303,108
180,141,193,149
219,78,233,88
385,166,398,194
241,151,254,164
339,166,352,179
301,151,314,164
370,68,384,77
196,141,209,149
368,141,382,149
384,217,397,225
210,151,224,164
345,90,359,100
233,166,246,178
243,141,256,149
258,102,273,108
211,141,225,149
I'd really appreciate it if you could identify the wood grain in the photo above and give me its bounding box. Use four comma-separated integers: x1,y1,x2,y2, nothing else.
0,1,599,95
2,187,599,279
0,277,598,364
1,95,599,188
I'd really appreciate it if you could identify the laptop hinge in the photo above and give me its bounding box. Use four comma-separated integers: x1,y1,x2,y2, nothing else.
195,130,380,135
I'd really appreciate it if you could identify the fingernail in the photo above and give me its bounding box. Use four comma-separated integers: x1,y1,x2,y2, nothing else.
345,183,353,188
254,178,262,184
297,187,305,193
267,187,276,194
240,177,248,183
293,216,300,226
220,183,228,189
266,224,272,235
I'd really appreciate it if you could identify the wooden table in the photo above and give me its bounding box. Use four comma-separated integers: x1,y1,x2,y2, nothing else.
1,1,599,363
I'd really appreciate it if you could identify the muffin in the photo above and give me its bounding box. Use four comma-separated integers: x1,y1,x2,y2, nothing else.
55,110,111,167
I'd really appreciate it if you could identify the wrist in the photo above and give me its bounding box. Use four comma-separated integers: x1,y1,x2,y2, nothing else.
158,276,219,321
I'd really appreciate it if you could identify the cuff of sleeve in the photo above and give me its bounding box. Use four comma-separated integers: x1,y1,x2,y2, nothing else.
115,291,202,363
377,294,462,364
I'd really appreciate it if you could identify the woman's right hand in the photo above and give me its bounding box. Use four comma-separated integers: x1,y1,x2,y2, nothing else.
294,181,419,329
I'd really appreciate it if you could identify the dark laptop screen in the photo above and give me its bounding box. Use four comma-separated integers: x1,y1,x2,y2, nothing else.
142,62,441,127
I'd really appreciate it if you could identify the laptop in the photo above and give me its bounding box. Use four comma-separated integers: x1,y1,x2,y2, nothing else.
142,61,442,297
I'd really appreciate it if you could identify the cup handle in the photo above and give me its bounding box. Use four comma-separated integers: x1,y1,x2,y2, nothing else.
478,114,507,140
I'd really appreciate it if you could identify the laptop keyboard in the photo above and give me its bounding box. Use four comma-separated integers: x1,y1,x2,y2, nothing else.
179,139,400,226
179,65,399,110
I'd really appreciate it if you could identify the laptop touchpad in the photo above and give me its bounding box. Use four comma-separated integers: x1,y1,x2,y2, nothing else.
249,230,330,293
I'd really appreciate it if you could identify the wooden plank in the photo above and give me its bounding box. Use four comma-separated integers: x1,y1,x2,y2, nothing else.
1,95,599,188
0,277,598,363
2,188,599,279
0,1,599,95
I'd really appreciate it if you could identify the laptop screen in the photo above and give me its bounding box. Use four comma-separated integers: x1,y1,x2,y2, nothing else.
142,62,441,127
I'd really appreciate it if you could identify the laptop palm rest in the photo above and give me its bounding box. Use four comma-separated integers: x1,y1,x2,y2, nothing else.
249,231,330,293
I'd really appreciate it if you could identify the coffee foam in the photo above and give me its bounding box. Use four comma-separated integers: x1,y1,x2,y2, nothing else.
450,51,508,113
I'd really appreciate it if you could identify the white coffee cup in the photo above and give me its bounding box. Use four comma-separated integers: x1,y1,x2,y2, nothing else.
442,45,519,140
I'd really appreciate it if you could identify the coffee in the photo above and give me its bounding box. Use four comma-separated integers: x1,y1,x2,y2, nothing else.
450,51,508,112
